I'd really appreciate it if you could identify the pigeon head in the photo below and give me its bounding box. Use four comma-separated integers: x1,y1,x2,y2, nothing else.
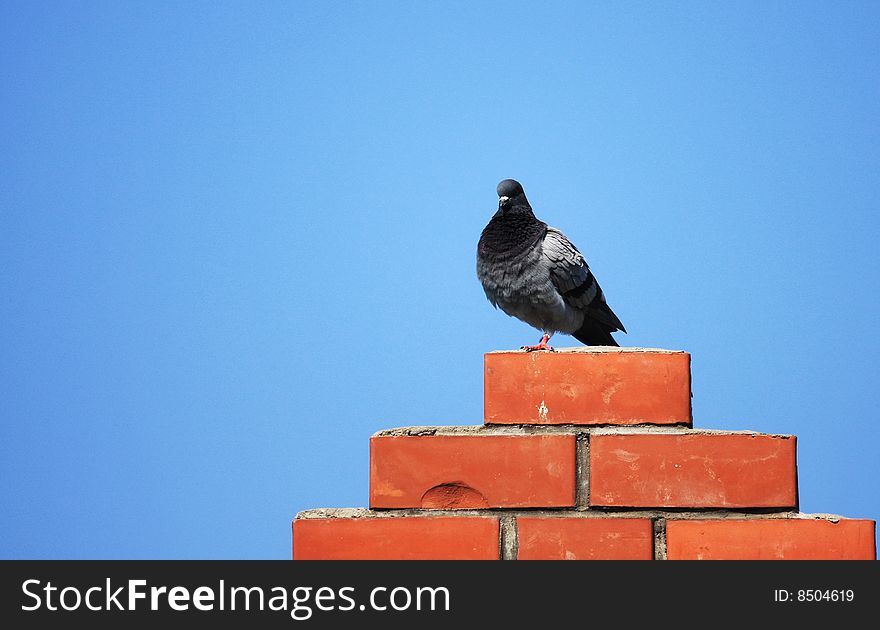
497,179,528,209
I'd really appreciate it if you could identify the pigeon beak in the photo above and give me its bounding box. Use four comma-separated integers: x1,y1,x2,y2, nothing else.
498,196,509,207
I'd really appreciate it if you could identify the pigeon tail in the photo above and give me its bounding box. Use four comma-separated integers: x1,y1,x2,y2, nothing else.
572,318,619,347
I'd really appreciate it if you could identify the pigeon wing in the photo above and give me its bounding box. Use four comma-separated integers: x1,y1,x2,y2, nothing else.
543,227,626,332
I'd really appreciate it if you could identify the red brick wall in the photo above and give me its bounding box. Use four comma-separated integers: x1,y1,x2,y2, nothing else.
293,348,875,560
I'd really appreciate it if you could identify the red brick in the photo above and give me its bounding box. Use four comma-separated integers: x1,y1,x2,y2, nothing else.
666,519,876,560
293,516,499,560
517,517,654,560
370,434,575,508
484,349,691,426
590,433,797,508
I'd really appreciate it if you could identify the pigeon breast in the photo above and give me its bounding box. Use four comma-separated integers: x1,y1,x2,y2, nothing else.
477,211,585,335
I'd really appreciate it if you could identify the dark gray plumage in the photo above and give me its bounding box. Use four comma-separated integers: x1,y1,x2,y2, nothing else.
476,179,626,349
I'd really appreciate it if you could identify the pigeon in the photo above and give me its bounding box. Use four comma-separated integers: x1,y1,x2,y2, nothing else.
476,179,626,350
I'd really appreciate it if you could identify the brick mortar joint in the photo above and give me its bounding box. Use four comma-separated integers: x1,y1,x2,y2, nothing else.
500,515,518,560
295,508,851,521
371,425,794,438
653,518,668,560
575,433,589,509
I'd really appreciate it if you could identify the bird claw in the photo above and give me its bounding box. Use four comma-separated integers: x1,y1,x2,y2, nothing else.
521,334,555,352
521,344,555,352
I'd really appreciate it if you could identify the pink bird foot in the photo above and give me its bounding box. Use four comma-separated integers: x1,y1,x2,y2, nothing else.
521,333,554,352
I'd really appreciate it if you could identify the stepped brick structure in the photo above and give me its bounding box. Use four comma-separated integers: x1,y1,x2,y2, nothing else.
293,348,876,560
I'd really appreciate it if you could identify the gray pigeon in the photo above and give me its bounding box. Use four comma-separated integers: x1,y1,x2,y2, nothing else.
476,179,626,350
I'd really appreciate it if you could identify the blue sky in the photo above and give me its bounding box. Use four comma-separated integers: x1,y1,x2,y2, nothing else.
1,1,877,559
